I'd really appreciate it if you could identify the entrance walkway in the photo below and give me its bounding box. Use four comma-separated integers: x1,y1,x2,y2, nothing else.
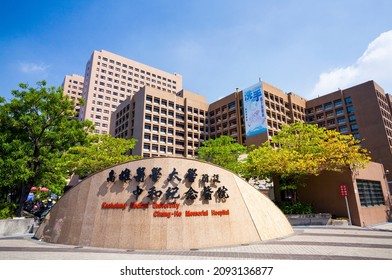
1,225,391,260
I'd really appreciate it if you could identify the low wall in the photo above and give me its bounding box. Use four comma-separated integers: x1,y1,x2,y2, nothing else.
286,214,332,226
0,218,35,236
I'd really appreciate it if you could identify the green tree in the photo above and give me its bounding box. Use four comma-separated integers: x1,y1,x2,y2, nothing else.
60,134,141,178
0,81,93,216
243,122,371,202
196,135,249,173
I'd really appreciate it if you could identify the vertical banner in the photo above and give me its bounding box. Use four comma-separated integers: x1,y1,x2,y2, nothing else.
243,82,267,137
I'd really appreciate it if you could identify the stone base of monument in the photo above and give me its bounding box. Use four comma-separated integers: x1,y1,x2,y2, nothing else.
35,158,294,250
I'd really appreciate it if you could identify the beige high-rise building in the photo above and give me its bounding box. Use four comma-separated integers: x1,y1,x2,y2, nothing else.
71,49,390,180
111,81,307,158
62,74,85,118
110,86,209,158
78,50,183,134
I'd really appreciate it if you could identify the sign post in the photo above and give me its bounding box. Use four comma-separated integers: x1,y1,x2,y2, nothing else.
339,184,352,225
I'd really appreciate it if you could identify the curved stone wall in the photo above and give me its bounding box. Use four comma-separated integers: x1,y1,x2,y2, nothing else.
35,158,293,250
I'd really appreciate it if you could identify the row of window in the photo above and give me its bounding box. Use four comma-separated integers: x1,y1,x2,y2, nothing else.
98,55,177,84
90,114,109,121
94,92,125,102
67,84,83,91
307,106,355,122
146,96,206,116
307,98,349,114
93,67,175,95
144,133,201,146
99,73,173,88
142,144,194,156
91,107,111,115
264,91,286,106
97,74,175,93
68,79,84,85
91,100,117,109
93,129,108,134
210,102,237,116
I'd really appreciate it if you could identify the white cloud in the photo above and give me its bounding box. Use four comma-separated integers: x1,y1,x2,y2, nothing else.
311,30,392,97
19,62,50,74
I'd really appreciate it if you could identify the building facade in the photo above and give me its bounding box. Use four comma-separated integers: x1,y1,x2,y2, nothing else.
78,50,183,135
62,74,85,118
66,50,391,181
306,80,392,181
208,82,306,146
110,86,209,158
300,162,390,227
108,77,391,183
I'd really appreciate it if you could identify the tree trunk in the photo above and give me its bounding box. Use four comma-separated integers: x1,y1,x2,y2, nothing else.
272,176,282,203
15,182,32,217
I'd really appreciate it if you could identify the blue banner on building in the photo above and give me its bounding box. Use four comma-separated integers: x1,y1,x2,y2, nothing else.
243,82,267,137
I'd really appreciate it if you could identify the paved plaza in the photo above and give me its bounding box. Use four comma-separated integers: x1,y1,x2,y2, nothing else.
1,224,392,260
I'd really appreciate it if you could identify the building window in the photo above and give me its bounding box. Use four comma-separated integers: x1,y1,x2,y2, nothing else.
357,180,385,207
336,108,344,115
345,97,352,105
334,99,342,107
337,117,345,124
339,126,348,133
350,124,359,131
349,115,356,122
347,105,354,114
324,102,332,110
326,110,334,118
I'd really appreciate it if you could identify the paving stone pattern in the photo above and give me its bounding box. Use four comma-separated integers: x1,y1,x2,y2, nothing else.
0,226,391,260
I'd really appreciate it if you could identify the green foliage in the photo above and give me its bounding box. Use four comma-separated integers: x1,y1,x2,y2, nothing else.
196,136,248,173
60,134,141,177
272,122,371,172
242,122,371,202
0,81,93,215
278,201,314,214
0,203,18,219
243,123,370,181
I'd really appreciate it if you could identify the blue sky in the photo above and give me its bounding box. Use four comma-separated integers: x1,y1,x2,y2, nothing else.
1,0,391,103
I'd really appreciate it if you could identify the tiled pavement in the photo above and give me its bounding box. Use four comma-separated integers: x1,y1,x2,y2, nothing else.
1,225,391,260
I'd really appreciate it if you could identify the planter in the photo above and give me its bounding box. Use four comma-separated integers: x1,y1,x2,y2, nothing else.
330,219,349,226
286,213,332,226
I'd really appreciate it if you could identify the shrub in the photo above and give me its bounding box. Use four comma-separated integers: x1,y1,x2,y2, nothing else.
279,201,314,214
0,203,18,219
